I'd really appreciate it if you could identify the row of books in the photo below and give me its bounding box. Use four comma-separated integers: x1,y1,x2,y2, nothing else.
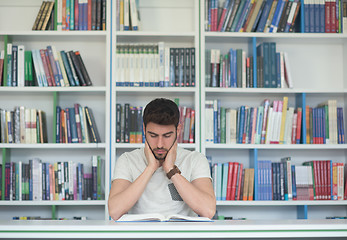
304,0,347,33
205,0,301,32
56,104,101,144
212,161,255,200
256,158,346,200
116,43,196,88
0,156,105,201
212,157,347,201
115,103,195,144
1,44,93,87
205,97,345,144
32,0,106,31
305,100,345,144
116,0,141,31
206,44,292,88
0,107,47,144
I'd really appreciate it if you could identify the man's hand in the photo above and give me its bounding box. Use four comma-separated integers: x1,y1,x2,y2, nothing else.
162,140,177,173
144,140,160,172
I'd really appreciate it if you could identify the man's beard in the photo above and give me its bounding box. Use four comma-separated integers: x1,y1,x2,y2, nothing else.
152,148,169,160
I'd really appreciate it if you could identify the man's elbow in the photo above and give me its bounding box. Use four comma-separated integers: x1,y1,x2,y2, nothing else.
108,200,124,221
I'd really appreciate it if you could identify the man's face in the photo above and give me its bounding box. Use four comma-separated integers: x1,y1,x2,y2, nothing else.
145,122,177,161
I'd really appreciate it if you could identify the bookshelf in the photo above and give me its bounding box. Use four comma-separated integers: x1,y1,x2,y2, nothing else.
110,0,200,181
200,1,347,220
0,0,111,220
1,0,347,223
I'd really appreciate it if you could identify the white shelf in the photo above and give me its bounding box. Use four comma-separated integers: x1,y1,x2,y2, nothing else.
217,200,347,206
205,88,346,94
204,32,347,39
0,87,107,92
115,143,197,149
115,87,197,93
0,143,106,149
0,200,106,206
116,31,196,37
205,143,347,150
0,31,107,36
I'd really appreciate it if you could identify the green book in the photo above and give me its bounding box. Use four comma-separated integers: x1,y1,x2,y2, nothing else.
220,107,226,143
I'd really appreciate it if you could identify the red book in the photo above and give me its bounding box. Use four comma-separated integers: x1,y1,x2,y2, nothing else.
321,160,327,200
44,49,56,86
74,103,83,143
332,162,338,200
313,161,319,200
88,0,92,30
230,162,239,200
226,162,234,200
325,0,331,33
39,49,53,86
236,163,243,200
331,0,336,33
296,108,302,144
188,110,195,143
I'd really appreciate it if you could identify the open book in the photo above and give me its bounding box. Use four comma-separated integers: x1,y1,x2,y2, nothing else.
116,213,213,222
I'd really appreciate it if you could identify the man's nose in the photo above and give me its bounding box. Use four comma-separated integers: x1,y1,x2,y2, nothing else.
157,136,164,148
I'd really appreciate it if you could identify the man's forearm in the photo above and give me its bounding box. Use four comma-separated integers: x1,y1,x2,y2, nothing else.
108,167,155,220
170,174,216,219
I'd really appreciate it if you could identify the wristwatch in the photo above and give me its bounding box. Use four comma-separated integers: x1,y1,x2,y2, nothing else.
166,165,181,179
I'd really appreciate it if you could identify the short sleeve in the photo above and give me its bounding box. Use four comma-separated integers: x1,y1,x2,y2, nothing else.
112,153,133,182
190,152,212,181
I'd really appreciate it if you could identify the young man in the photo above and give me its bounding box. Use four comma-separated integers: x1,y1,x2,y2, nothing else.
108,98,216,220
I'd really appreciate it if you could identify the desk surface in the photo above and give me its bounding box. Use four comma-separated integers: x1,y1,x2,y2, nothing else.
1,219,347,239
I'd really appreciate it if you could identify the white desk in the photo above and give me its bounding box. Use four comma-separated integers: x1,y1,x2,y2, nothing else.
0,219,347,239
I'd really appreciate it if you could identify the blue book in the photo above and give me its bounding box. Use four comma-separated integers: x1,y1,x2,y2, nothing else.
257,43,270,88
230,0,247,31
276,52,281,88
235,0,252,32
322,107,326,144
269,0,285,32
314,0,320,32
304,0,310,32
238,106,246,143
256,0,274,32
216,163,223,200
251,0,267,31
221,163,229,200
229,49,237,87
69,107,79,143
319,0,325,33
291,165,297,200
60,51,76,86
46,46,61,86
45,163,50,200
65,108,72,143
309,0,315,32
28,160,33,201
56,106,61,143
268,161,273,200
269,42,277,88
256,106,264,144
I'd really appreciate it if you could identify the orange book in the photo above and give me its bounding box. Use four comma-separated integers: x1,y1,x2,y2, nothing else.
242,168,250,201
248,168,255,201
188,110,195,143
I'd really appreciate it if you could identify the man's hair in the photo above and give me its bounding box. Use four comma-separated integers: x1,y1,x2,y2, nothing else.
143,98,180,128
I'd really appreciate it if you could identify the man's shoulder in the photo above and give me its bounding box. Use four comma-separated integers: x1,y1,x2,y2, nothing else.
119,148,145,161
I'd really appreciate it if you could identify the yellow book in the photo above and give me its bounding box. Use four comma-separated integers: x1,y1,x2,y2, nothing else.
248,168,255,201
279,96,288,144
242,168,250,200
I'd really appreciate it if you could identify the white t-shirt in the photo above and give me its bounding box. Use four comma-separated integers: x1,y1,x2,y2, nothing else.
112,147,211,217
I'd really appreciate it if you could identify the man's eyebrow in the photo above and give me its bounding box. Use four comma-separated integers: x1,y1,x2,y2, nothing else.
147,131,174,136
